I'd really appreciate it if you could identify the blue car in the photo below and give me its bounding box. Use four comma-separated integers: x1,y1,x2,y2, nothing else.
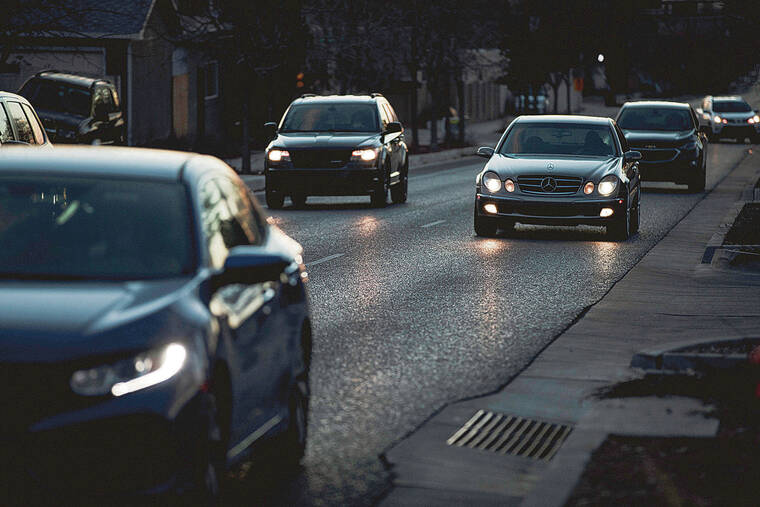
0,147,311,503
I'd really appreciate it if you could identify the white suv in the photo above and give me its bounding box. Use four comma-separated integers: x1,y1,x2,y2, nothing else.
697,95,760,143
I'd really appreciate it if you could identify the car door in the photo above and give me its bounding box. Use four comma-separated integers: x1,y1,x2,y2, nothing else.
199,175,283,445
689,107,708,163
380,101,402,184
615,123,639,196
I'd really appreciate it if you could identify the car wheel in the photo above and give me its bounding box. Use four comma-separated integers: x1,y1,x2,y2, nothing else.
184,392,225,506
688,166,706,193
291,194,307,208
607,200,630,241
390,163,408,204
266,190,284,209
474,207,498,237
371,168,389,208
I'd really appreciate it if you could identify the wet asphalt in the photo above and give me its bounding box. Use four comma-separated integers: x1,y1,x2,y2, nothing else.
231,141,750,505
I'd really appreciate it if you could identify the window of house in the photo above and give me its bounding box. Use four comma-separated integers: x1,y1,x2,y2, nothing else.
203,62,219,99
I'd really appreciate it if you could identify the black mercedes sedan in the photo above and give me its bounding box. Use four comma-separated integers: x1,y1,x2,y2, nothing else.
616,101,708,192
263,93,408,208
474,115,642,240
0,147,311,504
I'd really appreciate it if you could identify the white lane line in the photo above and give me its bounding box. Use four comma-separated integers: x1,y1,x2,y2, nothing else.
306,253,345,266
421,219,446,228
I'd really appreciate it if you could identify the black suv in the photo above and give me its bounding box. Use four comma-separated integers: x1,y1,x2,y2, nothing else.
264,94,408,208
18,71,125,145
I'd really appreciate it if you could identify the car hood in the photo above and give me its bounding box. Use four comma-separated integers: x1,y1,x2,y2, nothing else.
35,108,87,130
622,129,694,146
272,132,380,150
486,154,619,180
0,278,196,362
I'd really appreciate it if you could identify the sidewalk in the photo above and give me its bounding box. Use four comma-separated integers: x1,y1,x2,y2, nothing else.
381,144,760,504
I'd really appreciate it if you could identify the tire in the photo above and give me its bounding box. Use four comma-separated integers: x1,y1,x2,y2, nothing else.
688,166,706,193
371,168,389,208
266,190,284,209
184,392,225,507
390,163,408,204
607,200,630,241
474,207,498,237
290,194,307,208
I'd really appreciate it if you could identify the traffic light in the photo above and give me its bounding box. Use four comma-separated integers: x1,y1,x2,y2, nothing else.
296,72,304,88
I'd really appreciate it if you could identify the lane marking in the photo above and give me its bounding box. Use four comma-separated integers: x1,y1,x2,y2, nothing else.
421,219,446,228
306,253,345,266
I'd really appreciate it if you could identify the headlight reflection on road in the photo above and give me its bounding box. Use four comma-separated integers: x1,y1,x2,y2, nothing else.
356,215,379,237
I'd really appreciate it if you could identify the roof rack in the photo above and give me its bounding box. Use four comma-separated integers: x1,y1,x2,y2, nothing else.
370,92,384,98
300,93,316,98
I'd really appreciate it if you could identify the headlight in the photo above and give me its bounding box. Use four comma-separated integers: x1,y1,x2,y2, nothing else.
268,149,290,162
584,182,595,195
748,115,760,124
713,116,722,124
482,171,502,193
351,148,378,162
504,179,515,193
597,175,619,196
70,343,187,397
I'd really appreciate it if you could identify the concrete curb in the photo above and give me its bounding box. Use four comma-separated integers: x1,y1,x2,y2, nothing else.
631,336,760,372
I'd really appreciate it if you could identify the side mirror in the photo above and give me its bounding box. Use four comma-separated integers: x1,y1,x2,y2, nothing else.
384,122,403,134
210,246,290,293
624,150,642,162
264,121,278,137
476,146,495,158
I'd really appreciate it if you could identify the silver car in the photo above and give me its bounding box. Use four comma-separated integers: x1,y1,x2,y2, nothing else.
696,95,760,143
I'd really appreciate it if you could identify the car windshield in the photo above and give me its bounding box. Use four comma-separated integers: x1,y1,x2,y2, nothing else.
280,103,379,132
500,123,616,156
0,176,195,280
20,80,92,117
713,100,752,113
617,107,693,131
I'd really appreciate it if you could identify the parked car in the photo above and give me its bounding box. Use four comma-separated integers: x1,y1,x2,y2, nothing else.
616,101,707,192
474,115,642,240
18,71,125,145
263,93,408,208
0,147,311,504
0,91,50,147
696,95,760,143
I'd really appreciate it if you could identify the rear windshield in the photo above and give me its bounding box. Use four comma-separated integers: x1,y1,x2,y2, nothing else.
280,103,379,132
617,107,693,131
500,123,616,157
20,79,92,117
713,100,752,113
0,176,195,280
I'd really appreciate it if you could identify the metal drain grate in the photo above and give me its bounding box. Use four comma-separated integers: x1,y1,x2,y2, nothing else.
446,410,573,461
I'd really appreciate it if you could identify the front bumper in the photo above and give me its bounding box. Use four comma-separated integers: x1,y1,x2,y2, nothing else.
266,166,382,196
475,193,626,226
0,366,209,503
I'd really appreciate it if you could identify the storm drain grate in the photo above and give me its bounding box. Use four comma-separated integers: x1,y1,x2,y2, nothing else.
446,410,573,462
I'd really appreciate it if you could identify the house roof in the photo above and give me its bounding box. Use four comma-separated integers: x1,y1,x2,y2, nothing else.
18,0,157,39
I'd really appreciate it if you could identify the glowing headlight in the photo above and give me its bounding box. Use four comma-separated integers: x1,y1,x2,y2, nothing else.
351,148,378,162
70,343,187,397
268,149,290,162
598,175,619,196
482,171,502,193
748,115,760,124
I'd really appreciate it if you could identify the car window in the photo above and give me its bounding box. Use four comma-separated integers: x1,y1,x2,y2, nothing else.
280,103,380,132
384,102,400,123
378,103,390,130
713,100,752,113
199,178,252,269
0,104,13,143
500,123,616,157
614,124,629,152
6,101,35,144
109,88,121,109
617,107,693,131
215,176,262,245
93,86,116,114
21,104,45,144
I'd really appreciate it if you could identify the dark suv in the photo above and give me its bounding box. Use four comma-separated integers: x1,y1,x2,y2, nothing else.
264,94,408,208
18,71,125,145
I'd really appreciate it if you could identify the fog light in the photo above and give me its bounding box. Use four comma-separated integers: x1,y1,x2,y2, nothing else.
584,182,594,195
484,203,498,214
600,208,614,218
504,179,515,192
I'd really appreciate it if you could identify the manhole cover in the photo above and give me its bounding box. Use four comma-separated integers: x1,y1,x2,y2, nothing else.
446,410,573,461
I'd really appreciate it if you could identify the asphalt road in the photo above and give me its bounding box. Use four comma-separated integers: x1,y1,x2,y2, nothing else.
229,141,750,505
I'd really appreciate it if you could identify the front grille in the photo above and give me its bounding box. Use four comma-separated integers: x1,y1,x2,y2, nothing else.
447,410,573,461
289,149,352,169
518,174,582,194
633,148,678,163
